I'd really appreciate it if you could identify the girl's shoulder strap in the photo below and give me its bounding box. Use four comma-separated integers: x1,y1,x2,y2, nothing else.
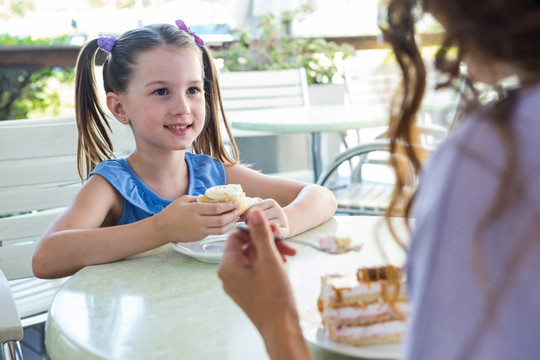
185,152,226,196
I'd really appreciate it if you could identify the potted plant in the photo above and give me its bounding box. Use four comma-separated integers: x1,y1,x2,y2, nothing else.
214,7,356,104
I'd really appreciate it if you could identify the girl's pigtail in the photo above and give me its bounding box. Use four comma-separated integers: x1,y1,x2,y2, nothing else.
195,46,239,164
74,39,115,180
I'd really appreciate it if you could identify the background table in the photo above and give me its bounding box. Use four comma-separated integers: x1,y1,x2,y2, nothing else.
45,216,408,360
229,104,388,181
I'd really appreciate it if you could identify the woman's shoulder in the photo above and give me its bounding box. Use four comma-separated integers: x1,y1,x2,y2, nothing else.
443,84,540,166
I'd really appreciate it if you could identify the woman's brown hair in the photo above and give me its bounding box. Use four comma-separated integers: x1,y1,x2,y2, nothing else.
75,23,239,180
384,0,540,220
383,0,540,356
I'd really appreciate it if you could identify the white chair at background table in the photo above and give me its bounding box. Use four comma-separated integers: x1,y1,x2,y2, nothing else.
218,68,312,177
343,56,455,146
317,138,427,216
0,116,134,359
321,58,466,215
218,68,310,110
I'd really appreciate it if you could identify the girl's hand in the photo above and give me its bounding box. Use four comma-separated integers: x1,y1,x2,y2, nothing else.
241,198,289,238
155,195,240,243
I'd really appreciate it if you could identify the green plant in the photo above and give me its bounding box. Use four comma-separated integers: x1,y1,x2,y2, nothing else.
5,0,34,18
214,8,356,84
0,34,74,120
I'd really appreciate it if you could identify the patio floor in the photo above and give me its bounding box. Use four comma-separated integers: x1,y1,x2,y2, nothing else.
20,323,50,360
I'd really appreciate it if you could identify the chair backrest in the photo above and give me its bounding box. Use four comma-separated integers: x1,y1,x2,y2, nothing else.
0,115,135,280
343,57,401,110
218,68,310,111
327,57,466,215
344,56,460,120
344,56,464,148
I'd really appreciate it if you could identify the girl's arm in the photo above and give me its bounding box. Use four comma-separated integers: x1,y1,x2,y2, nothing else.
33,175,155,278
33,175,239,279
225,164,337,237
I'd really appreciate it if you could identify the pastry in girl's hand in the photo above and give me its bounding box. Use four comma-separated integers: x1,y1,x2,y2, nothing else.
197,184,258,214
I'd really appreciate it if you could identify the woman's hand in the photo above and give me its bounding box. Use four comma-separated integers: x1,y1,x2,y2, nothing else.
155,195,240,243
240,198,290,238
218,209,313,360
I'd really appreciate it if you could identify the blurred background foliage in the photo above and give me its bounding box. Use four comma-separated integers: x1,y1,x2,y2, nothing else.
0,34,74,120
214,7,356,84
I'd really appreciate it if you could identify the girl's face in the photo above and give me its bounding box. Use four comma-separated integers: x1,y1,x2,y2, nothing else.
115,46,205,154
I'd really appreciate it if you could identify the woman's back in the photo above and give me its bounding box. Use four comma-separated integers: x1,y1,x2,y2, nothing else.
403,84,540,359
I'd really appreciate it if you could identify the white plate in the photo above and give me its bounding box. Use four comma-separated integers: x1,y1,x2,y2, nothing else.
171,234,229,263
300,308,402,359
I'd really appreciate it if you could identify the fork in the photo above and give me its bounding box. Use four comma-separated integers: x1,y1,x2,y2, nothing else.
235,223,362,255
282,237,362,254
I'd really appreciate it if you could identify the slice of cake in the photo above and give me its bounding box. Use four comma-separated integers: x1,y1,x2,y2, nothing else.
197,184,258,214
317,235,360,254
318,265,408,346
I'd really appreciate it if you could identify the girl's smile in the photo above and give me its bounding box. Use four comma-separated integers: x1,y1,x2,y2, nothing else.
165,123,192,135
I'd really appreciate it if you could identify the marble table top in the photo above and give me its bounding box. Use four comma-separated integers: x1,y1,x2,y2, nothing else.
229,104,388,134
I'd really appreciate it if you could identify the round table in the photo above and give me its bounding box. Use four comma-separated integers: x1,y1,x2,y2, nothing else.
45,216,407,360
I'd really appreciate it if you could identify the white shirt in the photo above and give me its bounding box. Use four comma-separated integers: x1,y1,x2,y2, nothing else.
402,84,540,360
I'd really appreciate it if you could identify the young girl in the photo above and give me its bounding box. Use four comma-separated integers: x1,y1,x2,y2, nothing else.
32,20,337,279
218,1,540,359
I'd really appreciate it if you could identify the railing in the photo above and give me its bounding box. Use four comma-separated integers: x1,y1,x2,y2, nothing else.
0,33,444,70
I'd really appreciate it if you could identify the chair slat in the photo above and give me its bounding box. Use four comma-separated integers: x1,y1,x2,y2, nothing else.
0,115,135,161
0,184,79,215
9,277,68,319
0,209,65,243
0,123,78,161
0,156,80,188
221,86,303,100
219,69,306,87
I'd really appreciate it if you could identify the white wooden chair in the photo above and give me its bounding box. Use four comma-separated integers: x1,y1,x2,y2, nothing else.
218,68,312,177
319,64,465,216
218,68,310,111
316,140,416,216
0,115,134,359
344,57,400,111
343,56,455,146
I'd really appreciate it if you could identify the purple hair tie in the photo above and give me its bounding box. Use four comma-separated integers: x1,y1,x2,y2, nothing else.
97,35,117,53
175,19,205,47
